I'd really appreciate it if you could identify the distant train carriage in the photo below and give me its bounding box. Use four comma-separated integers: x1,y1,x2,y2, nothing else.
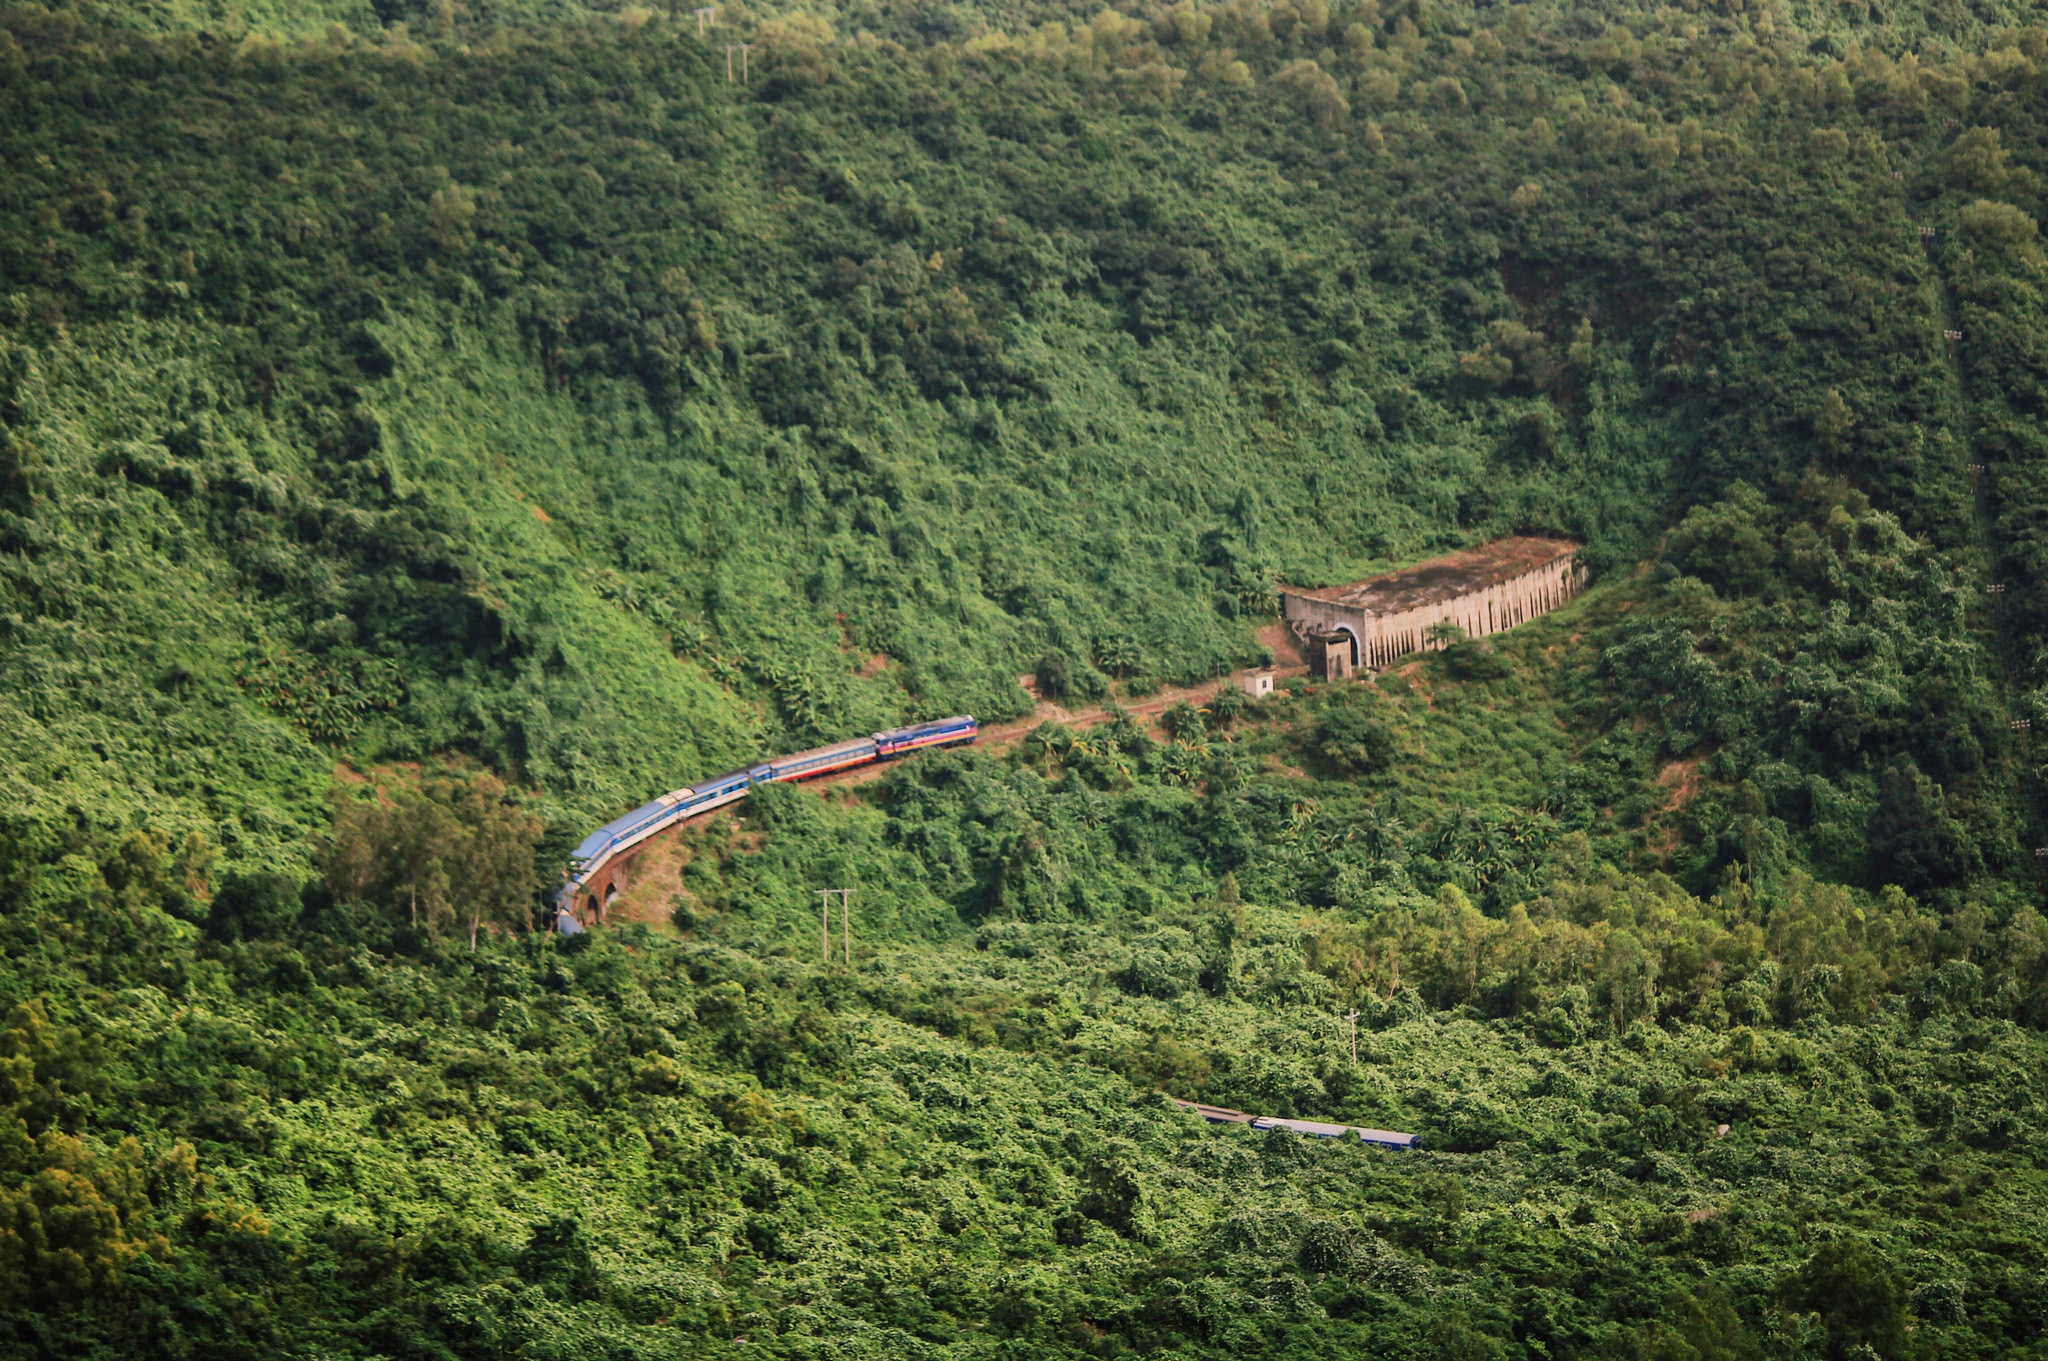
1250,1116,1421,1149
559,789,693,915
1353,1128,1422,1151
693,769,755,803
570,787,694,877
765,736,882,782
1167,1096,1417,1149
680,770,754,822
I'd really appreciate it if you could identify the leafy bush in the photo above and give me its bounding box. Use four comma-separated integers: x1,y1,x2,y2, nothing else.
1310,704,1393,777
204,873,305,944
1036,649,1108,702
1439,637,1512,682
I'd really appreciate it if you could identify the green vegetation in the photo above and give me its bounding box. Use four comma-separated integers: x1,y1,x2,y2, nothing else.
3,0,2048,1354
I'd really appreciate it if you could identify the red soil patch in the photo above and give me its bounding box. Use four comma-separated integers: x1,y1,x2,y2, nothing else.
603,837,694,925
1657,759,1701,811
601,819,770,928
1392,662,1436,709
1259,622,1306,669
1639,760,1703,862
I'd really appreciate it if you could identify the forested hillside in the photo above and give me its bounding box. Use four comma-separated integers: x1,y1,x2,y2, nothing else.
4,0,2048,1355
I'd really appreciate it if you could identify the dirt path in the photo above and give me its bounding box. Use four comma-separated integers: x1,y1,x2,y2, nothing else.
807,655,1310,793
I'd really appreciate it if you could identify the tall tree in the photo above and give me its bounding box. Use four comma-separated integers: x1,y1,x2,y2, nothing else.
445,770,544,951
385,782,463,934
320,764,541,944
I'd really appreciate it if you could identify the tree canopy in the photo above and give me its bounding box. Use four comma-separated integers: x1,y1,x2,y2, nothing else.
1,0,2047,1354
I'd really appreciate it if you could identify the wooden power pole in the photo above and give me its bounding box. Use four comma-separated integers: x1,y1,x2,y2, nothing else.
819,888,852,965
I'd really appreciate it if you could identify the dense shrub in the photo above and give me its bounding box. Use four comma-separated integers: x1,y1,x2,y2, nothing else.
1311,704,1394,777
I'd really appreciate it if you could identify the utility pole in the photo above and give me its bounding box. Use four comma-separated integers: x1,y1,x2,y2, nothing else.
819,888,852,964
692,5,715,34
1345,1008,1360,1067
725,42,753,81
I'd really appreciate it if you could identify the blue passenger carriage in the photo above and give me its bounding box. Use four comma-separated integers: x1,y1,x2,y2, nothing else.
762,736,882,782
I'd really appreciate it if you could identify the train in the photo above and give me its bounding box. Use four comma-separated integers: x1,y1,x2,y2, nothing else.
1166,1097,1418,1149
557,714,979,919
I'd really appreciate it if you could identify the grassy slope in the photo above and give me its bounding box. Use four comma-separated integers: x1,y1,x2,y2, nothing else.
0,11,1710,861
2,2,2048,1356
0,319,333,859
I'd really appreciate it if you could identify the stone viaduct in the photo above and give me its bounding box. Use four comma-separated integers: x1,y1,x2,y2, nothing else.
1280,535,1586,676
